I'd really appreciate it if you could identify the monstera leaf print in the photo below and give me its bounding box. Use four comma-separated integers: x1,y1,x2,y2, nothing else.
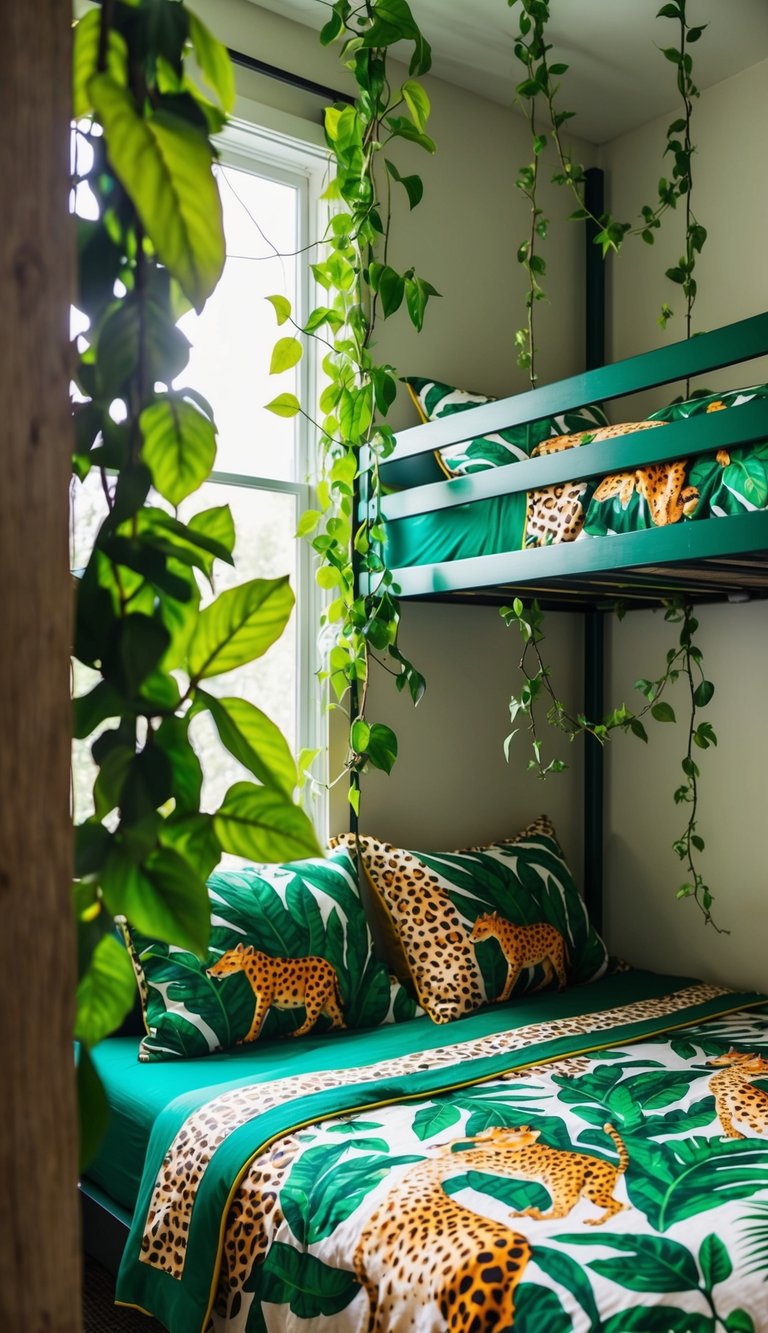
249,1243,359,1321
125,849,416,1059
280,1140,422,1246
624,1136,768,1231
513,1283,572,1333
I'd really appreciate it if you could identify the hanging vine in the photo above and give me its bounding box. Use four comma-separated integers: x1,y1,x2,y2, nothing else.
266,0,435,817
502,598,722,929
509,0,707,372
72,0,320,1160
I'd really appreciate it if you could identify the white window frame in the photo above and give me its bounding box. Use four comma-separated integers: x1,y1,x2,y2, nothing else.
210,118,331,837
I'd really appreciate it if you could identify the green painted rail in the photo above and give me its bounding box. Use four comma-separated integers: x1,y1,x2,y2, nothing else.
372,399,768,523
370,312,768,467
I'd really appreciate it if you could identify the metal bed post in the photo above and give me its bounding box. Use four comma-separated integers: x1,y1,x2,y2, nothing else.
584,166,606,929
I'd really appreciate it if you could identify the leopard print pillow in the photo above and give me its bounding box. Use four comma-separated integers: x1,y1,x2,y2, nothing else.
333,818,608,1025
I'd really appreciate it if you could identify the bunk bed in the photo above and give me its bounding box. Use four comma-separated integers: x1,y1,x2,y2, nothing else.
81,306,768,1333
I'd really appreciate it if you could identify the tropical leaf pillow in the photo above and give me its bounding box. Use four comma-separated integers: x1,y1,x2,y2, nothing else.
121,848,420,1061
405,376,609,478
334,818,608,1025
648,383,768,423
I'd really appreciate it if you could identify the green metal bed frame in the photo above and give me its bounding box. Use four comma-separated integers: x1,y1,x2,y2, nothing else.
360,310,768,932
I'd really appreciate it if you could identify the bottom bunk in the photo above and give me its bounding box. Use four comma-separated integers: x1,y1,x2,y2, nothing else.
84,969,768,1333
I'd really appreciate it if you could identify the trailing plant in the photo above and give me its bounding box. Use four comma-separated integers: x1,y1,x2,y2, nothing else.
502,598,722,928
508,0,707,377
72,0,320,1162
265,0,435,817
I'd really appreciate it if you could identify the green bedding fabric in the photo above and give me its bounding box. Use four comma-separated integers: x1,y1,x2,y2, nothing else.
114,971,768,1332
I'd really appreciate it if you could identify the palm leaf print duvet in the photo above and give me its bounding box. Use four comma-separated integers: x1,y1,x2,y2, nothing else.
116,971,768,1332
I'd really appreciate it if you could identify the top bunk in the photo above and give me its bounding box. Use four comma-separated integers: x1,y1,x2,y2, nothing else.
361,313,768,611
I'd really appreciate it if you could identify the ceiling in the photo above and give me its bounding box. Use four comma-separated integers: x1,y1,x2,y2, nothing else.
249,0,768,143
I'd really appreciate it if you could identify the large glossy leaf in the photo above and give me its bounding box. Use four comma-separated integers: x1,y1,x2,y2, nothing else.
75,934,137,1049
188,576,294,680
89,74,225,311
95,292,191,397
188,11,235,113
101,846,210,957
258,1244,359,1320
73,11,127,119
157,812,221,881
140,395,216,505
197,691,297,796
212,782,321,862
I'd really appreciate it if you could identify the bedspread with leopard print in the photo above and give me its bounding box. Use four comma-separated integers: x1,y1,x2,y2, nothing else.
139,981,728,1280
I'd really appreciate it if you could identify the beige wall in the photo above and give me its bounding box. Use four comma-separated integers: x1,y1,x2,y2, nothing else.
193,0,591,861
600,59,768,990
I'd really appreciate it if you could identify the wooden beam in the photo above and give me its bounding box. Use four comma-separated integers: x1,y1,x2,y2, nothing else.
0,4,81,1328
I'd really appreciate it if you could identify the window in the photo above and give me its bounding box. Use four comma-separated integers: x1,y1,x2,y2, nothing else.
71,120,329,840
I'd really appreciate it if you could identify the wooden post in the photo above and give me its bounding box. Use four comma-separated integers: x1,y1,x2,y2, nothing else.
0,4,81,1329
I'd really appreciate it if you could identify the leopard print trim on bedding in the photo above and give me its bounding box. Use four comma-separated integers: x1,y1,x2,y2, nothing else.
139,981,728,1281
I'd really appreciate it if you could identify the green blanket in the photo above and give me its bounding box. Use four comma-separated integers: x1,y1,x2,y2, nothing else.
115,971,768,1332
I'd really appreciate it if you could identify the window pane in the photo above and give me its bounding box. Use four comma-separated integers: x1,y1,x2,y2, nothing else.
175,163,301,481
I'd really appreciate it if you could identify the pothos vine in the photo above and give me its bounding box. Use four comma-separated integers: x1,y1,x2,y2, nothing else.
502,597,722,929
509,0,708,385
266,0,436,817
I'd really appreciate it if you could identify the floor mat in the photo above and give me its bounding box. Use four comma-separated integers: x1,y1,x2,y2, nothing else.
83,1257,165,1332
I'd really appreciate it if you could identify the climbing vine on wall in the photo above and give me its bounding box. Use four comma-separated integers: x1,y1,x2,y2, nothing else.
72,0,320,1161
266,0,435,817
508,0,707,379
502,598,721,928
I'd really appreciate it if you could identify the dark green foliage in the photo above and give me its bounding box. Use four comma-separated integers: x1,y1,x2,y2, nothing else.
72,0,320,1160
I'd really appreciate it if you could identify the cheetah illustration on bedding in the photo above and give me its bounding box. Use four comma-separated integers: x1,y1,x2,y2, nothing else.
353,1128,535,1332
526,420,670,546
206,942,345,1042
335,832,484,1024
138,981,725,1281
591,457,699,525
467,1123,629,1226
469,912,567,1001
707,1048,768,1138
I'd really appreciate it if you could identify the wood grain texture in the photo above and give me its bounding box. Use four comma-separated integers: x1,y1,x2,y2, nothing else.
0,3,81,1327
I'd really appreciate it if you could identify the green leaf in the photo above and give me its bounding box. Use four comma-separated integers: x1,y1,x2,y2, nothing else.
404,274,439,331
89,74,225,312
651,701,676,723
514,1285,571,1333
73,680,123,741
366,722,398,774
198,691,298,797
75,934,136,1049
699,1233,733,1290
102,614,170,698
77,1046,110,1171
384,116,436,153
725,1312,756,1333
693,679,714,708
188,575,294,681
401,79,430,131
258,1243,358,1320
213,782,321,862
351,719,371,753
187,11,236,113
270,336,303,374
412,1101,461,1141
558,1232,700,1292
265,392,301,418
266,294,292,325
101,846,211,957
158,811,220,881
73,11,128,120
140,395,216,506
